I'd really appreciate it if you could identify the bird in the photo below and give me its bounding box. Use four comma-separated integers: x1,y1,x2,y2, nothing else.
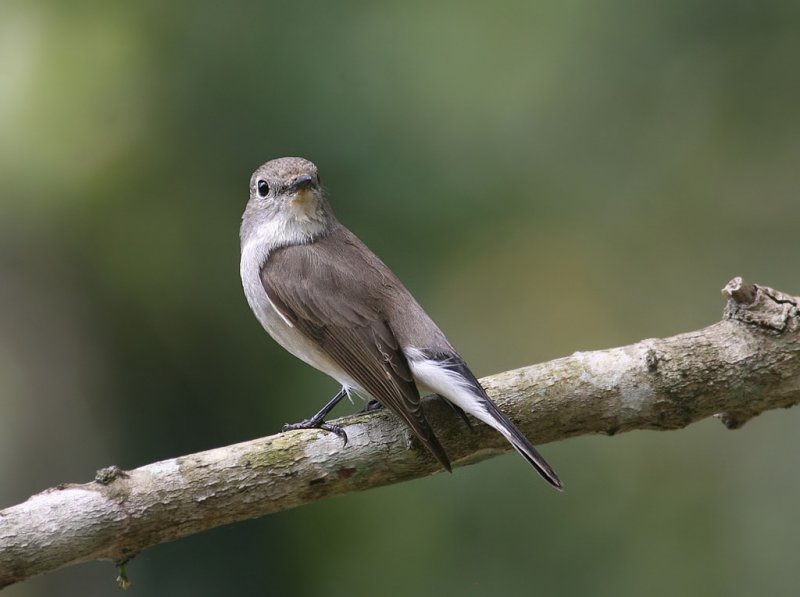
239,157,561,489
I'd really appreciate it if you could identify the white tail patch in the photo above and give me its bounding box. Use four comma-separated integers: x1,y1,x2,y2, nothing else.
404,348,498,429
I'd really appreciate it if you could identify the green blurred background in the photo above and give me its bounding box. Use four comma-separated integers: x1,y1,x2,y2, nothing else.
2,1,799,595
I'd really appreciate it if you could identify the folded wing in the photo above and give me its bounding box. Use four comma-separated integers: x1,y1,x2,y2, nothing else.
261,232,452,471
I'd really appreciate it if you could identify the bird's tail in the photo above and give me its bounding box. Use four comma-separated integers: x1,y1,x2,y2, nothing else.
478,395,563,490
406,349,562,490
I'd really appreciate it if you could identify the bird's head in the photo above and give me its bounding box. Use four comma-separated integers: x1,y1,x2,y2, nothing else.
241,157,333,248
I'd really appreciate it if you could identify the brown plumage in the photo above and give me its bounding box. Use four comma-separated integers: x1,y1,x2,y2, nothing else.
240,157,562,488
262,224,453,470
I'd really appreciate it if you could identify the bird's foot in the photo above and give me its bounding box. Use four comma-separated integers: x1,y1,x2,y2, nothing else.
358,399,384,413
282,419,348,446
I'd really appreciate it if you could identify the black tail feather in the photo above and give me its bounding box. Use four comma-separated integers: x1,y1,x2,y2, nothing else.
440,354,563,489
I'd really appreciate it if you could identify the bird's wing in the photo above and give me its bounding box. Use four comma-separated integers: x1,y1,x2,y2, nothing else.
260,233,452,471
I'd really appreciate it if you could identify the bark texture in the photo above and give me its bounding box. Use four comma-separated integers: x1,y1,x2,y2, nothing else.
1,277,799,589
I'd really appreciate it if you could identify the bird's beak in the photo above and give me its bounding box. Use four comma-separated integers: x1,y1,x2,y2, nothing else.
289,174,316,210
290,175,315,193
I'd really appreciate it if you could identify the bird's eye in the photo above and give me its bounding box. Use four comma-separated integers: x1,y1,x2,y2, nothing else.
257,180,269,198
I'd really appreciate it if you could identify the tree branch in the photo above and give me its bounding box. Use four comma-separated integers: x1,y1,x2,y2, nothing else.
2,277,799,589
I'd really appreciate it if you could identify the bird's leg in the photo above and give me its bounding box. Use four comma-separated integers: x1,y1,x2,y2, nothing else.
358,398,384,413
282,388,349,445
435,394,474,429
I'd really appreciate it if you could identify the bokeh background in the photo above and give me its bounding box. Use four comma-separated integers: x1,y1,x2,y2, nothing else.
2,1,799,595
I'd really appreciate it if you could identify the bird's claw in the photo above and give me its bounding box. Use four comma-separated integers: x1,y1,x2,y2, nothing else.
320,422,348,446
282,419,348,446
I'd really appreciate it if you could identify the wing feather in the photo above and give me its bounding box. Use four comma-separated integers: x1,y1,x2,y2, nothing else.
261,232,452,471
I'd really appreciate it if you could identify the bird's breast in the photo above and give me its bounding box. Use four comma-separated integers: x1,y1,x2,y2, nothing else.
240,242,359,390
